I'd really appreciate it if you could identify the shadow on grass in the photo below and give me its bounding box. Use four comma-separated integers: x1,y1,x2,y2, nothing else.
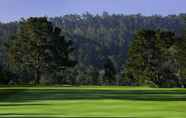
0,113,143,118
0,103,49,106
0,88,186,102
0,116,138,118
0,117,139,118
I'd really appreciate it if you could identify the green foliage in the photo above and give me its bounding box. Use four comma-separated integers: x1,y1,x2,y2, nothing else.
103,57,117,85
124,29,181,87
6,17,75,84
175,38,186,87
51,13,185,72
0,14,186,86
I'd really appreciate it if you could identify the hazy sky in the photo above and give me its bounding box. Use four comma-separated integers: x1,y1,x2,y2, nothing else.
0,0,186,22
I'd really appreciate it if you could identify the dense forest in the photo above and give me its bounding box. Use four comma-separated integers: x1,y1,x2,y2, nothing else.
0,13,186,87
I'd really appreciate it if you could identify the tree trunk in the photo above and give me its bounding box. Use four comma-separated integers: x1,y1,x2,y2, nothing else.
34,69,40,85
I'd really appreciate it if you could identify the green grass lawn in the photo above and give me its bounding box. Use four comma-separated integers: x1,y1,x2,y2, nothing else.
0,86,186,118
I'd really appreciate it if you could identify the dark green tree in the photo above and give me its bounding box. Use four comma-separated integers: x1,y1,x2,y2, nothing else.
6,17,75,84
124,29,179,87
103,57,116,85
176,37,186,87
123,30,155,86
174,18,186,88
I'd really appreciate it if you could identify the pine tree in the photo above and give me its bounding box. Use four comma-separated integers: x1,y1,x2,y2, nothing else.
6,17,75,84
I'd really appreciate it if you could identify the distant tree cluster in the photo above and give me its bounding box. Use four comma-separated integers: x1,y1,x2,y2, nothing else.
0,13,185,87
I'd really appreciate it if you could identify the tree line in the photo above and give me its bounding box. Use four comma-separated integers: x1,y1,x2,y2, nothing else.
0,13,186,87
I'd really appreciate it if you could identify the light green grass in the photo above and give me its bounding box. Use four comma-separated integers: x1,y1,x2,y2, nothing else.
0,86,186,118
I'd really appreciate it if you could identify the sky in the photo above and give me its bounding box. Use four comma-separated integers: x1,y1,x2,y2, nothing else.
0,0,186,22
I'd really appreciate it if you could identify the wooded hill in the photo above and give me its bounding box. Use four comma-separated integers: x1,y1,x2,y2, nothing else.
0,13,186,87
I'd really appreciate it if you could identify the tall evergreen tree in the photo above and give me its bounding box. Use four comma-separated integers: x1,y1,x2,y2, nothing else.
124,29,179,87
176,37,186,87
6,17,75,84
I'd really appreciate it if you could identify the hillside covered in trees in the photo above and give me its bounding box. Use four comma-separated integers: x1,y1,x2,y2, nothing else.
0,13,186,87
